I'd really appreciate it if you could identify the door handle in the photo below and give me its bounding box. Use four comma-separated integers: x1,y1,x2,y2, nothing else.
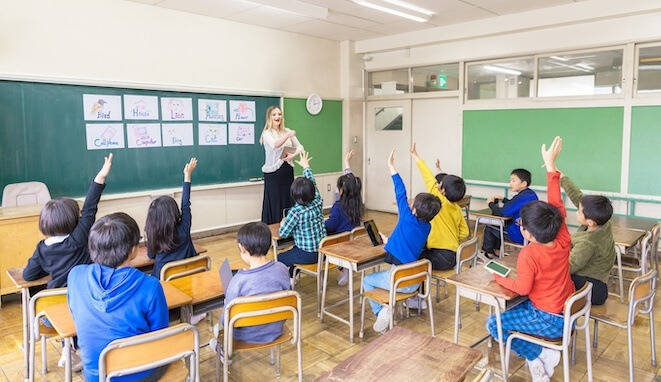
367,157,371,165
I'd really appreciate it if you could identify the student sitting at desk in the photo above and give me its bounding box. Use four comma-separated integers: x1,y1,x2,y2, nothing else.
363,149,441,335
23,153,114,370
487,137,574,381
560,167,615,305
483,168,538,258
68,212,168,382
325,150,364,286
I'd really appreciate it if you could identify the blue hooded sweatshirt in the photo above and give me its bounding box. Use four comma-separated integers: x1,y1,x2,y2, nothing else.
67,264,168,382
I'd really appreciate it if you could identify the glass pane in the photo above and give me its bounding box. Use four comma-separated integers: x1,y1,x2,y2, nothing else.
538,50,622,97
637,46,661,94
375,107,403,131
467,58,534,100
368,69,409,96
412,63,459,92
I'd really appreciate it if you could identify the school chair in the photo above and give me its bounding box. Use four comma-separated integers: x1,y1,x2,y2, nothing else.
651,223,660,280
292,232,351,316
504,282,594,382
27,287,68,381
349,225,367,240
472,368,493,382
432,235,479,302
98,323,199,382
591,269,657,382
457,194,472,222
160,255,212,282
216,290,302,382
612,231,653,302
2,181,51,207
359,259,434,338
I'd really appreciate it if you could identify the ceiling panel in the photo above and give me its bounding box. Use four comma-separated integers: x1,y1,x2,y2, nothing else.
326,10,380,29
156,0,259,19
365,20,434,35
463,0,574,15
227,6,313,28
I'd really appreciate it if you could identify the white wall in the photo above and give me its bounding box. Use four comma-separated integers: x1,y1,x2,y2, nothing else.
0,0,341,99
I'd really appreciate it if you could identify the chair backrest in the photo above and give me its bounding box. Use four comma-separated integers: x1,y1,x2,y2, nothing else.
561,282,592,345
2,182,51,207
319,231,352,249
160,255,211,282
627,269,657,323
98,323,198,382
456,235,479,273
457,194,472,221
639,232,652,273
652,223,660,258
28,288,68,333
350,226,367,240
391,259,431,290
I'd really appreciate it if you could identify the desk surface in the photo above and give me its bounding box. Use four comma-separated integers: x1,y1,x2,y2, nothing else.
167,270,224,305
611,215,658,233
612,226,647,248
472,208,511,220
319,236,385,265
316,326,482,382
446,254,520,301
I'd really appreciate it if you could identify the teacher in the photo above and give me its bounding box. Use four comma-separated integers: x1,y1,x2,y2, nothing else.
260,105,304,224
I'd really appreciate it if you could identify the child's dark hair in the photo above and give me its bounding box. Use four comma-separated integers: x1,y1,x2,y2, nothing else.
39,198,80,236
435,173,447,184
412,193,442,222
337,173,364,226
89,212,141,268
441,175,466,203
581,195,613,226
145,196,181,254
520,201,562,243
291,177,315,205
511,169,532,187
237,222,272,256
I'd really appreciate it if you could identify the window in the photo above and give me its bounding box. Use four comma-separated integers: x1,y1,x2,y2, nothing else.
537,49,623,97
411,63,459,93
375,107,403,131
466,58,534,100
637,45,661,94
368,69,409,96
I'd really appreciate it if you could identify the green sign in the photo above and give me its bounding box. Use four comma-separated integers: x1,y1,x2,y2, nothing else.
438,74,447,89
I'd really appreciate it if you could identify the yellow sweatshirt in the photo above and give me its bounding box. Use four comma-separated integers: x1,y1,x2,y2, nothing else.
416,160,469,252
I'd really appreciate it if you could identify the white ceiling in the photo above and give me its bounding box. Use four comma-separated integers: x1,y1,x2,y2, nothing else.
127,0,586,41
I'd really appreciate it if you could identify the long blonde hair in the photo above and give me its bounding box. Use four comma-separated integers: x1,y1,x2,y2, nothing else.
259,106,285,144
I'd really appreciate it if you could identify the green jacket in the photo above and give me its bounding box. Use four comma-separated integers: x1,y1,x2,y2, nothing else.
561,176,616,283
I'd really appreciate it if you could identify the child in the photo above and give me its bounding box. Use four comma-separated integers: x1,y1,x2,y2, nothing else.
560,172,615,305
222,222,291,343
411,143,469,271
146,158,198,279
363,149,441,334
23,153,113,370
326,150,364,286
487,137,574,381
68,212,169,382
278,151,327,277
434,158,448,184
482,168,538,258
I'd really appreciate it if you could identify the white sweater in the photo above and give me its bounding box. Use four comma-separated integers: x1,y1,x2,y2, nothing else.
261,128,304,173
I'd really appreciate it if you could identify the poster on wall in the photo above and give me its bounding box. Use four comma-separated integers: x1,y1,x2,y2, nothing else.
161,97,193,121
198,99,227,122
82,95,122,121
127,123,162,148
198,124,227,146
228,123,254,144
85,123,125,150
229,100,256,122
123,95,159,120
162,123,194,147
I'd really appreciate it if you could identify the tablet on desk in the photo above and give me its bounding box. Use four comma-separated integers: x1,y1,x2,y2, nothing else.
363,220,383,246
485,260,511,277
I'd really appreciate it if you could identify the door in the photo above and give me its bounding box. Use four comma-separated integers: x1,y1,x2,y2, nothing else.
365,100,412,213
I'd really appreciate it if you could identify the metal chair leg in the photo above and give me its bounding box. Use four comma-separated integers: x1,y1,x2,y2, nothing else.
41,335,47,375
592,320,598,348
571,331,577,365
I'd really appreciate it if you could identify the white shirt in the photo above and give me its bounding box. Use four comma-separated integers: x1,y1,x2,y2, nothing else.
261,128,304,173
44,235,69,246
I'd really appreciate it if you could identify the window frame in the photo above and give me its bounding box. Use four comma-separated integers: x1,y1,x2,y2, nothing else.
633,41,661,98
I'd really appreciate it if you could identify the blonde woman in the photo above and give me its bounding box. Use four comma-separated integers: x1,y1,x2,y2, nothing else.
260,106,304,224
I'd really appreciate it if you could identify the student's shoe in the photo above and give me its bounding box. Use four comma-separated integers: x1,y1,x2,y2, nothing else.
58,348,83,372
190,312,207,325
539,348,561,377
526,358,550,382
337,268,349,286
405,296,427,310
372,306,391,334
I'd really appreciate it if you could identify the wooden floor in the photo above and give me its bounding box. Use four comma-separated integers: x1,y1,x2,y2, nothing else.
1,210,659,381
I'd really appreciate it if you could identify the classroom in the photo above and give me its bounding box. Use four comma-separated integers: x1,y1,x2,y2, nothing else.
0,0,660,381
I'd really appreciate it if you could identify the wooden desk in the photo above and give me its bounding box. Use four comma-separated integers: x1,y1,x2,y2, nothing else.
132,243,207,270
611,226,648,303
472,208,512,258
445,254,525,380
612,215,658,233
319,236,386,342
167,270,224,321
612,226,646,248
269,223,294,260
316,326,482,382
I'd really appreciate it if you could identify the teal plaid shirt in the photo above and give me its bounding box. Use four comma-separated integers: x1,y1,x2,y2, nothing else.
278,168,327,252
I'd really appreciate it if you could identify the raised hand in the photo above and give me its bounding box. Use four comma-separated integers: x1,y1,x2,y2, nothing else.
184,158,198,182
410,143,420,161
94,153,113,184
387,149,396,174
344,149,354,169
541,136,562,173
435,159,442,172
296,151,312,169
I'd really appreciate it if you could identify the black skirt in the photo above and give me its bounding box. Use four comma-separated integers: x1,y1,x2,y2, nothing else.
261,162,294,224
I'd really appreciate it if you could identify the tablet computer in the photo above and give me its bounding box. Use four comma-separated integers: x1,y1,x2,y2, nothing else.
484,260,511,277
219,258,233,291
363,220,383,246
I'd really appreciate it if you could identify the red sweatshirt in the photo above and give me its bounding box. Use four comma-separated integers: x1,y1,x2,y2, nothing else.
494,171,575,314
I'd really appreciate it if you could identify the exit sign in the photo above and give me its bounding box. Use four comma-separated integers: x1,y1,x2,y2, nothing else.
438,74,447,89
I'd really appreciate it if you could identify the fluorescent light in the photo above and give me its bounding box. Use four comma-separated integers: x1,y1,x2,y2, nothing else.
483,65,522,76
380,0,435,16
550,55,569,62
639,65,661,70
240,0,328,19
575,63,594,71
351,0,429,22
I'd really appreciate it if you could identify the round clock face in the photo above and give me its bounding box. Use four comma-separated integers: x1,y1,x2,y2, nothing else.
306,94,322,115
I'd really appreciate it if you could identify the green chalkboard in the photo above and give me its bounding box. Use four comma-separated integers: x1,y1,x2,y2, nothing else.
283,98,342,175
0,80,280,197
462,107,623,192
629,106,661,196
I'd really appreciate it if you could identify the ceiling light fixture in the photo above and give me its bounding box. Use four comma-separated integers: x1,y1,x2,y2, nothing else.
380,0,435,16
351,0,429,22
550,55,569,62
483,65,522,76
241,0,328,19
575,63,594,71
